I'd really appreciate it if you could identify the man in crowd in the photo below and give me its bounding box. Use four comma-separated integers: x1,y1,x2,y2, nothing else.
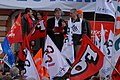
77,9,91,39
17,8,36,72
69,8,87,58
47,8,67,51
22,8,35,37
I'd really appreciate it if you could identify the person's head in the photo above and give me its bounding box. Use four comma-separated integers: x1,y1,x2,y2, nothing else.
70,8,78,20
10,66,19,77
36,11,43,20
54,8,62,19
25,8,33,17
77,9,83,19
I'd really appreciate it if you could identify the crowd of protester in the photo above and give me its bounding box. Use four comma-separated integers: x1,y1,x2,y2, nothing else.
0,7,92,80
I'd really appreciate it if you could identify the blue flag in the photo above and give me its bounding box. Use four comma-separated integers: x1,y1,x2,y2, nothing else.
1,37,15,67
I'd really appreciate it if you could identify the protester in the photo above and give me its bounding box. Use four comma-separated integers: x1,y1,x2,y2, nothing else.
47,8,67,51
22,8,35,37
10,66,20,79
17,8,36,72
31,11,46,56
69,8,87,58
77,9,91,39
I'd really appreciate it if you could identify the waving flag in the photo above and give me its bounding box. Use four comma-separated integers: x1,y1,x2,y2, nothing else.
94,33,100,48
1,37,15,68
112,34,120,67
24,48,40,80
107,30,114,58
100,24,112,78
28,14,47,41
6,13,22,45
100,24,107,54
70,35,104,80
33,48,49,79
18,34,31,61
42,35,70,79
95,0,115,18
61,18,74,64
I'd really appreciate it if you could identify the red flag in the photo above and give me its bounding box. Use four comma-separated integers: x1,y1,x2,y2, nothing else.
6,13,23,45
28,14,47,41
112,57,120,80
18,34,31,61
43,13,47,27
70,35,104,80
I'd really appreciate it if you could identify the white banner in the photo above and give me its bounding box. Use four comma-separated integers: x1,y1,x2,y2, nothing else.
95,0,115,18
0,0,96,11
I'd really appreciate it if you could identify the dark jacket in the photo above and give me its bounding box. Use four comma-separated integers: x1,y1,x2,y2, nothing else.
22,15,31,37
47,17,67,51
83,19,91,39
72,18,87,45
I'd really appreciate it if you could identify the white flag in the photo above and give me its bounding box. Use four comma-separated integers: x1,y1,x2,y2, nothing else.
24,48,40,80
112,34,120,67
95,0,115,18
100,24,107,53
100,25,112,79
61,18,74,64
94,33,100,48
42,35,70,79
107,30,114,59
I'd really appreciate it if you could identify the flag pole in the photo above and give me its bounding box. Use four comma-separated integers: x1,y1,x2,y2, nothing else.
104,55,120,76
93,12,96,43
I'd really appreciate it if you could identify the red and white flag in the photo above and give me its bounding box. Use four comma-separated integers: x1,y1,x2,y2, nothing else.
18,34,31,61
70,35,104,80
42,35,70,79
6,13,23,45
28,14,47,41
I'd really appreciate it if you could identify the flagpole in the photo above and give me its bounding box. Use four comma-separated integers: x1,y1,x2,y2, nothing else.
104,55,120,76
93,12,96,43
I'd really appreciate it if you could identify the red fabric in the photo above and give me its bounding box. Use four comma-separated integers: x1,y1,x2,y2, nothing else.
6,13,23,45
26,14,33,28
28,14,47,41
18,34,31,61
43,13,48,27
112,57,120,80
70,35,104,80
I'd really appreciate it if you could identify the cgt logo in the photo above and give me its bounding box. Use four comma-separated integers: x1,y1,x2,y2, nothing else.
70,45,98,76
44,45,55,67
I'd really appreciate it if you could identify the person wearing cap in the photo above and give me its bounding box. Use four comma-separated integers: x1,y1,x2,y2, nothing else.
77,9,91,39
47,8,67,51
69,8,87,58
